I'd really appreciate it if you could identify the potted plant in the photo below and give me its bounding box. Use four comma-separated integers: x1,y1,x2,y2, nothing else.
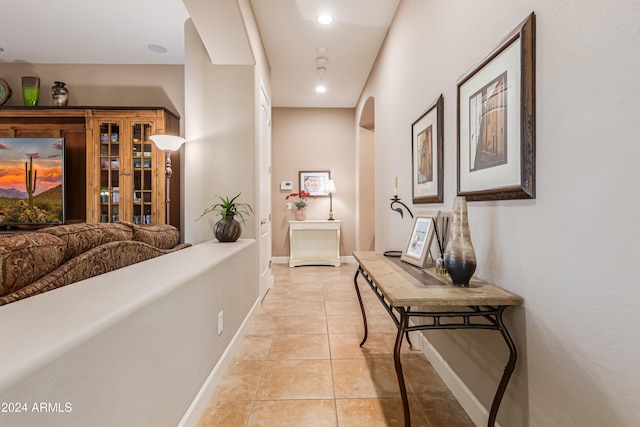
285,190,315,221
198,193,253,242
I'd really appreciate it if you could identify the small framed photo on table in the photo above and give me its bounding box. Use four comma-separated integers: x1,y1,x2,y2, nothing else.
401,211,441,268
299,170,331,197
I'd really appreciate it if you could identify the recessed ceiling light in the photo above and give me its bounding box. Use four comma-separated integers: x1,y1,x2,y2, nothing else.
316,85,327,93
147,44,167,54
316,14,334,25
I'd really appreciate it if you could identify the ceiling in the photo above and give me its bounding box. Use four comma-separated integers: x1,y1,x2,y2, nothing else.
250,0,399,107
0,0,399,108
0,0,190,65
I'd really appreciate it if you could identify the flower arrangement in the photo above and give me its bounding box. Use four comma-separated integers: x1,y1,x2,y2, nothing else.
285,189,315,209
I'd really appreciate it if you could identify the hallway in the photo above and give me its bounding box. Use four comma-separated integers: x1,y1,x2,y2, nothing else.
197,264,474,426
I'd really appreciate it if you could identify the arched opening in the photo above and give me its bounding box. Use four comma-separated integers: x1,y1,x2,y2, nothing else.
357,97,375,251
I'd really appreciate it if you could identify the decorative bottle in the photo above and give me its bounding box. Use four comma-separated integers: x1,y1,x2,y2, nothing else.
443,196,476,287
51,81,69,107
21,76,40,107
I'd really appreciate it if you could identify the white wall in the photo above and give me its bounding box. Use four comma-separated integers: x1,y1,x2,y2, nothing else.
182,0,271,247
183,20,254,244
358,0,640,425
0,240,257,427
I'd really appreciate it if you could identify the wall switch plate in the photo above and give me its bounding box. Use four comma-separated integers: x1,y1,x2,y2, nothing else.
217,311,224,336
280,181,293,191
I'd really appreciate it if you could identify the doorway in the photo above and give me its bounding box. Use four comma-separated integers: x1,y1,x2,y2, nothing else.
357,97,375,251
258,82,272,299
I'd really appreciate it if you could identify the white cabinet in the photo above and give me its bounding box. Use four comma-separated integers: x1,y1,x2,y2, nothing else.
289,220,341,267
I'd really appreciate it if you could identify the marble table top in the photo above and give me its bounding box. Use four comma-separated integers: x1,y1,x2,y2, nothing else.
353,251,523,307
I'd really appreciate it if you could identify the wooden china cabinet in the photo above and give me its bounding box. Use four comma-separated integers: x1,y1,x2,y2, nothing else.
0,107,180,227
86,108,180,226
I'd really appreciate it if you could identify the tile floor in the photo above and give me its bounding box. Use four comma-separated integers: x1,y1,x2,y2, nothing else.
196,264,474,427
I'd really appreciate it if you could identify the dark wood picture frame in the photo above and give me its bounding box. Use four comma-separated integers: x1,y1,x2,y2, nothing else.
456,12,536,201
299,170,331,197
411,94,444,204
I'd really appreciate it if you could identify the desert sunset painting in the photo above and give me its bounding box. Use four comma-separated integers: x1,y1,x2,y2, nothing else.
0,137,64,224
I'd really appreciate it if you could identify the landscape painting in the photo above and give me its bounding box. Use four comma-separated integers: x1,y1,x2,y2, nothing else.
0,138,64,225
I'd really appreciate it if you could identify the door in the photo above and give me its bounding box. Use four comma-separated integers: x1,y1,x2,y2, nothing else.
91,116,164,224
130,121,162,225
258,83,273,300
96,119,126,223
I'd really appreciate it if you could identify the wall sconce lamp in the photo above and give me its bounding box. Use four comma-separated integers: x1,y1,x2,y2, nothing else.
149,135,185,225
327,179,337,220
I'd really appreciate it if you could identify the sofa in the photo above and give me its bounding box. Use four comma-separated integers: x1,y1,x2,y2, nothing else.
0,222,191,307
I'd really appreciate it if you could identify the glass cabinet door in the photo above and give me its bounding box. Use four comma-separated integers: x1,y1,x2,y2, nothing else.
99,123,121,223
131,123,155,224
91,114,166,225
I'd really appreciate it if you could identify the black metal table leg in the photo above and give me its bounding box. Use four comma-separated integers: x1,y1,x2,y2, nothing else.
394,307,411,427
487,306,518,427
353,266,369,346
404,307,413,348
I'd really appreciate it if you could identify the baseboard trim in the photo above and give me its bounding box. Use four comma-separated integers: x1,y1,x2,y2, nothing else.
419,333,502,427
271,256,355,265
177,296,261,427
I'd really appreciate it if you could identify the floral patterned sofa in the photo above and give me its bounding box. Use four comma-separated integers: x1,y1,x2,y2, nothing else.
0,222,191,307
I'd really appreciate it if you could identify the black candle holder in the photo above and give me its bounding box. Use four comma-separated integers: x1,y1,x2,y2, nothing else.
383,195,414,258
389,195,413,219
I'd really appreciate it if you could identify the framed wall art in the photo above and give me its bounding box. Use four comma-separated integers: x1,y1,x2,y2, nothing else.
299,170,331,197
401,210,441,268
457,12,536,201
0,137,65,226
412,94,444,204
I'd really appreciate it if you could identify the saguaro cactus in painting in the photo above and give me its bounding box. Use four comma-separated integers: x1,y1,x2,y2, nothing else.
25,155,37,208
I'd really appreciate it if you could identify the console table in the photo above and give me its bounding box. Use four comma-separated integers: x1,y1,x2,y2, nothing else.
352,251,523,427
289,220,341,267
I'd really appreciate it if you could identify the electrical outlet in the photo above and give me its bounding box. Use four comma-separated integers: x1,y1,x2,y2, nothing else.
217,311,224,336
287,202,292,210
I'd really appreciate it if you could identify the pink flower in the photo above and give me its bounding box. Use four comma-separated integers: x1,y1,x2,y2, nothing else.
285,190,315,209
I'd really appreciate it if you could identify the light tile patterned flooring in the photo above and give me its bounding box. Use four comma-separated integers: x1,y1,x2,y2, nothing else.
196,264,474,427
